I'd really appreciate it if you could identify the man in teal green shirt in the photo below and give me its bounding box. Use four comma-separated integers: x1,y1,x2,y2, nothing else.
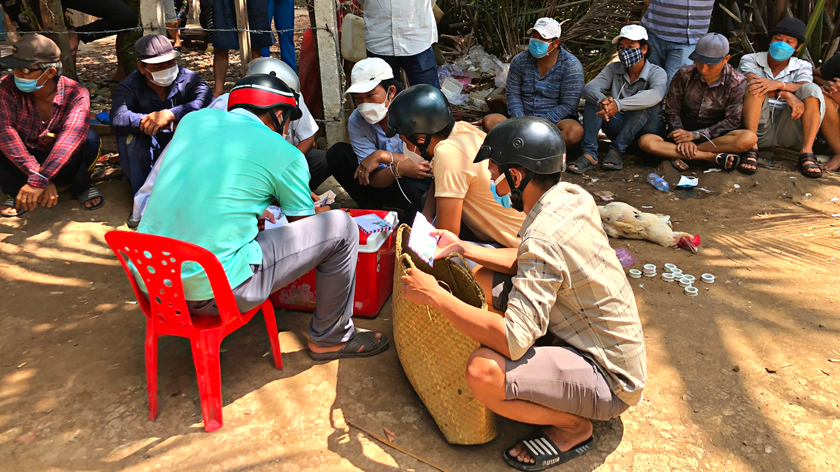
138,75,389,359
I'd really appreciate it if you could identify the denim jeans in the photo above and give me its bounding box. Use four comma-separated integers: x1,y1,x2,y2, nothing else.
580,101,661,158
647,32,696,84
367,47,440,88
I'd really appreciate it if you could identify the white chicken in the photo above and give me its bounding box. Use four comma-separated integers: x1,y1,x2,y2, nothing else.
598,202,700,253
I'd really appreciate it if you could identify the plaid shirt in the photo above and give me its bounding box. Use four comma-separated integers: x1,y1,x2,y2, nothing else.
0,74,91,189
665,64,747,139
505,182,647,406
506,48,584,123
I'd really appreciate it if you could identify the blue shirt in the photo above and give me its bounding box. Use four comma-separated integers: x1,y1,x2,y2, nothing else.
137,108,314,300
642,0,715,45
506,48,584,123
109,65,213,143
348,108,404,166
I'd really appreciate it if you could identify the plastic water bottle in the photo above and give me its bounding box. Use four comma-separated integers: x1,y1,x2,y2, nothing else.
647,173,670,192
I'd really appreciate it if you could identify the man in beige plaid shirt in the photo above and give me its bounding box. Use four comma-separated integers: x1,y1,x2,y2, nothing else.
401,116,646,471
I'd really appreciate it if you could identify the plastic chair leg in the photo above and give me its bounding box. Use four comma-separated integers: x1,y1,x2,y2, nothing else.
145,321,159,421
260,301,283,370
191,333,224,432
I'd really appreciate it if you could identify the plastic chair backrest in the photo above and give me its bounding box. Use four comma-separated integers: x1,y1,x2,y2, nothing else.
105,231,244,327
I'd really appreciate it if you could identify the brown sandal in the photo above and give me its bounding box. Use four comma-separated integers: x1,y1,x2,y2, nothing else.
798,153,822,179
738,148,758,175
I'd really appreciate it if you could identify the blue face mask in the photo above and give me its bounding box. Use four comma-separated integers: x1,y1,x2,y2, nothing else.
14,71,46,93
769,41,796,62
529,38,552,59
490,179,512,209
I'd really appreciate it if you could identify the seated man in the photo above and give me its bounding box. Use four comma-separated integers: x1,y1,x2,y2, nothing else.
813,54,840,172
207,58,330,191
739,18,825,178
482,18,584,147
110,34,213,195
570,25,666,173
389,85,525,248
638,33,756,170
138,74,389,359
400,117,645,470
327,58,433,217
0,35,102,217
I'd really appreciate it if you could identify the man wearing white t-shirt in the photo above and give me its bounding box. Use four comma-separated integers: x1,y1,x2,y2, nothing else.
361,0,439,87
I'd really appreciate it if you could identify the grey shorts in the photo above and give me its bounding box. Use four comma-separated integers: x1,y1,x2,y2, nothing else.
493,272,629,421
757,82,826,149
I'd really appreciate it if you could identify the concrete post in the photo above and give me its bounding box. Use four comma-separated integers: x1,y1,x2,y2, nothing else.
313,0,346,145
140,0,166,35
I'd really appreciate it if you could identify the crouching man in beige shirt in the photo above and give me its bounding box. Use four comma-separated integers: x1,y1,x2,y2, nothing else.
400,116,646,471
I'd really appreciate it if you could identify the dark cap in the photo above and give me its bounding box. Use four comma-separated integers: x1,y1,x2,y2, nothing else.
0,34,61,69
135,34,180,64
688,33,730,65
771,18,807,45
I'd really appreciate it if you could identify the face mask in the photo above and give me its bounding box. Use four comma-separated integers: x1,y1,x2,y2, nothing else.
14,70,46,93
529,38,553,59
358,94,390,125
619,47,643,68
769,41,796,62
148,65,179,87
490,175,512,209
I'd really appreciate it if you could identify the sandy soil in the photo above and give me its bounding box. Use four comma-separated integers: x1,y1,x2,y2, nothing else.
2,14,840,472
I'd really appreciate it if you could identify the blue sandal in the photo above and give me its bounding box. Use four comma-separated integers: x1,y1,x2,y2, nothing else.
503,431,594,471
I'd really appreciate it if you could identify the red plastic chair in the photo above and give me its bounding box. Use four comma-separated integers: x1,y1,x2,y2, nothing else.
104,231,283,432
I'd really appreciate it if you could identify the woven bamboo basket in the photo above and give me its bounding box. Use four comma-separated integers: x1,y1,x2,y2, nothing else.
391,224,497,445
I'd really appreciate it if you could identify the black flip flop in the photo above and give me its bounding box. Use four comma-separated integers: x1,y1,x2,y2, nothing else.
798,153,823,179
503,431,594,471
738,148,758,175
79,187,104,211
308,331,390,361
1,198,26,218
715,153,741,172
567,154,598,175
601,149,623,171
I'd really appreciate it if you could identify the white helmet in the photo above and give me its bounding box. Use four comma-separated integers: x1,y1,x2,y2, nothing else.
246,57,300,94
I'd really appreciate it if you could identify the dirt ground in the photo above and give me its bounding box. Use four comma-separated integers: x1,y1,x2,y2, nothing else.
3,15,840,472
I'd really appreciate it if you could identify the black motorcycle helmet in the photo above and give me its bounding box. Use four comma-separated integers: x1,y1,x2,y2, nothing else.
386,84,454,159
474,116,566,207
228,74,301,133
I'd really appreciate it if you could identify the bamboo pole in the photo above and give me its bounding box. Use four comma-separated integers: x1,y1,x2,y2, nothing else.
234,0,251,75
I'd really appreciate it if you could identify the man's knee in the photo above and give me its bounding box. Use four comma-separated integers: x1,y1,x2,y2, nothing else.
325,142,356,173
482,114,506,131
637,134,658,152
465,347,505,398
324,209,359,244
559,120,584,145
732,130,758,152
797,82,823,101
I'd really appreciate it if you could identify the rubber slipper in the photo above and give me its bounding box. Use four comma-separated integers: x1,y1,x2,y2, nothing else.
601,149,623,171
1,198,26,218
79,187,104,211
715,153,741,172
308,331,390,361
503,430,594,471
798,152,822,179
670,158,689,172
567,154,598,175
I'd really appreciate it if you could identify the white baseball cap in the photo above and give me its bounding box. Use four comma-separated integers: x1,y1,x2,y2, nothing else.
345,58,394,95
612,24,648,44
527,18,562,40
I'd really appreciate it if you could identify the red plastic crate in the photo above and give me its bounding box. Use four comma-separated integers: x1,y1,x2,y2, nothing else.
269,209,398,318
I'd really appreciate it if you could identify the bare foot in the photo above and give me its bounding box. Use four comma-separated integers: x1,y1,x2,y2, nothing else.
1,204,20,217
507,421,593,466
821,154,840,172
567,153,597,172
308,332,384,354
83,197,102,209
213,87,225,98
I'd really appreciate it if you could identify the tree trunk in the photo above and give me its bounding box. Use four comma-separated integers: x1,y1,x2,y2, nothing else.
39,0,77,81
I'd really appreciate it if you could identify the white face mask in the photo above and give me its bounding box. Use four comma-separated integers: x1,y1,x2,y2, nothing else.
358,94,391,124
148,65,179,87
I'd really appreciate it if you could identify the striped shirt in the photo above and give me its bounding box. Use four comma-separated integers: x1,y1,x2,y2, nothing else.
504,182,647,406
506,48,584,123
641,0,715,45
